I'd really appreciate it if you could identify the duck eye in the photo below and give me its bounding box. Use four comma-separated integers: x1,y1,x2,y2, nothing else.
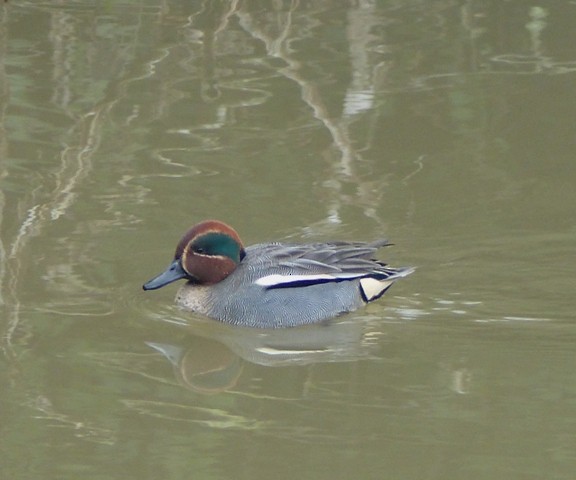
193,246,205,254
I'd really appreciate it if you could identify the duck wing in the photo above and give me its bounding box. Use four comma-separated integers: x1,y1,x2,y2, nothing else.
247,240,412,294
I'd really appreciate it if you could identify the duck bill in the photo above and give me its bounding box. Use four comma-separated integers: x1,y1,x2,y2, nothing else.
143,259,188,290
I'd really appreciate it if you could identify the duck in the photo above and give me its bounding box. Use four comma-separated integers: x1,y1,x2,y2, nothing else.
143,220,413,328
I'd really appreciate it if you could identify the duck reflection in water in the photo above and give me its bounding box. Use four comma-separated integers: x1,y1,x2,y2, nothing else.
147,315,383,393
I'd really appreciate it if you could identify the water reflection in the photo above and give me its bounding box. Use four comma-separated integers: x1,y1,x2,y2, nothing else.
145,314,382,392
147,337,244,394
155,313,375,366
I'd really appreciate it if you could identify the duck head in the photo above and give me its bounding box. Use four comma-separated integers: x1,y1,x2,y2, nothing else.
143,220,246,290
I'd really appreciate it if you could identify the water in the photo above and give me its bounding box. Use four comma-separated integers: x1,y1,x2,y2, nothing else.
1,1,576,479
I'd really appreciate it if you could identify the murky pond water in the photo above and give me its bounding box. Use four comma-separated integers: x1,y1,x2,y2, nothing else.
1,1,575,479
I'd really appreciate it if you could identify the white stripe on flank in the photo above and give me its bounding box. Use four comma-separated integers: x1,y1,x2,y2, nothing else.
255,273,365,287
255,274,338,287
